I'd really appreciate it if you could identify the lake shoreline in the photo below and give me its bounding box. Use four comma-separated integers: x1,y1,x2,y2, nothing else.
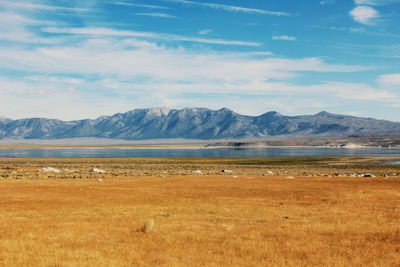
0,144,400,150
1,135,400,150
0,147,399,158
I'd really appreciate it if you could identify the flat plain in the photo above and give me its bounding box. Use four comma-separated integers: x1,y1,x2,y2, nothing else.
0,157,399,266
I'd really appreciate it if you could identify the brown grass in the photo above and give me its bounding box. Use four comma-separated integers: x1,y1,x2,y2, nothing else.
0,158,399,266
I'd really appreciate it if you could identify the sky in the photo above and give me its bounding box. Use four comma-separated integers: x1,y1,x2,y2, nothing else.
0,0,399,121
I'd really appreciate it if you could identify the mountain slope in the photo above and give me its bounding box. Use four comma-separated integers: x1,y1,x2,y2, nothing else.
1,108,399,140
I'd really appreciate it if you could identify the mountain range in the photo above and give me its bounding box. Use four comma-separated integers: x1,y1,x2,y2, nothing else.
0,107,399,140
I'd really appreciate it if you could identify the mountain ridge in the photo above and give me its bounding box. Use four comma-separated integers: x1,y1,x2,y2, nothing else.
0,107,399,140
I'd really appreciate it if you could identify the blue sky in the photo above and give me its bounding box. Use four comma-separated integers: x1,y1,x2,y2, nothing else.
0,0,399,121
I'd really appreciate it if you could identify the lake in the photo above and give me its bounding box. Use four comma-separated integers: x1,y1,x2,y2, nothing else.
0,147,400,158
381,161,400,165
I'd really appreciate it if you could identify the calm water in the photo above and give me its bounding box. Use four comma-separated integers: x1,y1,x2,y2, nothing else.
382,161,400,165
0,147,400,158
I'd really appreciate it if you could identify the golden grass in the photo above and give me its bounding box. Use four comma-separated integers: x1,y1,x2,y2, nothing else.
0,158,399,266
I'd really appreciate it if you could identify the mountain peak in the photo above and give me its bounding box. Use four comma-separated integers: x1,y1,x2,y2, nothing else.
145,107,170,116
262,111,283,117
0,116,11,122
0,107,399,140
217,107,234,113
182,107,207,112
314,111,332,116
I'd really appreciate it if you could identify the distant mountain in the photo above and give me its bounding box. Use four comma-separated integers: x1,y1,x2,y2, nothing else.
0,107,399,140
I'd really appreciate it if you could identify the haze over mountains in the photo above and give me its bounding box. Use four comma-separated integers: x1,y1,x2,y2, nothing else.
0,107,399,140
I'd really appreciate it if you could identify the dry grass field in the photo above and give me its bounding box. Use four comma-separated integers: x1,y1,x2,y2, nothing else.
0,157,399,266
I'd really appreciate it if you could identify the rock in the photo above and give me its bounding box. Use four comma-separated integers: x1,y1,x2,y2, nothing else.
90,168,106,173
286,176,295,179
266,171,274,175
232,175,239,179
97,178,103,182
141,219,155,233
192,170,202,175
222,169,234,174
363,173,376,178
39,167,62,173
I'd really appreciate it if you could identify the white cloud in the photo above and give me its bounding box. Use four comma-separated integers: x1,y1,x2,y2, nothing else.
2,74,397,120
379,73,400,85
0,4,396,121
0,75,138,120
198,29,213,35
0,35,386,119
165,0,291,16
42,27,261,46
0,12,42,25
0,37,370,86
112,2,169,9
135,12,179,19
272,35,297,41
115,80,396,102
0,12,59,43
320,0,335,4
0,1,88,12
43,27,155,38
0,77,66,96
312,25,400,38
350,6,379,24
316,82,396,100
355,0,400,5
25,75,84,84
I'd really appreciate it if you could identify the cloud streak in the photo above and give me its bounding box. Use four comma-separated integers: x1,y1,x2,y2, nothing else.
0,1,89,12
165,0,291,16
379,73,400,85
0,0,398,121
112,1,169,9
135,12,179,18
0,37,370,85
0,12,60,44
42,27,261,46
272,35,297,41
355,0,400,5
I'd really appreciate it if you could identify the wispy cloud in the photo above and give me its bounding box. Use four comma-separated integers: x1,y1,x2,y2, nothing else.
112,1,169,9
379,73,400,85
355,0,400,5
350,5,379,25
272,35,297,41
0,34,392,120
0,1,88,12
0,36,371,86
1,0,398,121
0,76,135,120
135,12,179,19
43,27,155,38
0,12,60,44
198,29,213,35
320,0,335,4
311,25,400,38
42,27,261,46
165,0,291,16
